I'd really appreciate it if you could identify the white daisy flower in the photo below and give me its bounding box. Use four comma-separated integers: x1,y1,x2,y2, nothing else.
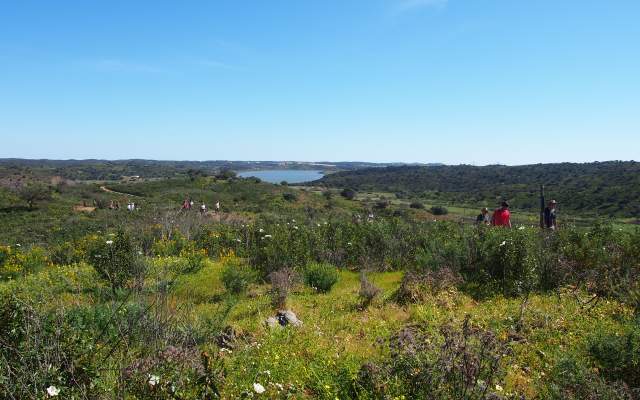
47,386,60,397
253,382,266,394
148,375,160,386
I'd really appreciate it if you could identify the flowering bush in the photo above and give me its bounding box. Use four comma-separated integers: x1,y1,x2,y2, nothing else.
0,245,51,280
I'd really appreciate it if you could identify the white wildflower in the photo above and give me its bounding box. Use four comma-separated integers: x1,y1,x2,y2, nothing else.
518,226,525,230
106,240,113,245
259,228,264,233
47,386,60,396
499,241,507,247
495,384,503,392
264,234,272,238
148,375,160,386
15,243,21,247
347,242,352,246
293,226,298,230
253,382,266,394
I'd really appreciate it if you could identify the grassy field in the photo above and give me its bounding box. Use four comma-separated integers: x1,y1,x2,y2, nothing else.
1,176,639,399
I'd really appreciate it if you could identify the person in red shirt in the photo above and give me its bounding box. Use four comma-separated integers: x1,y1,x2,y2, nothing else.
492,201,512,227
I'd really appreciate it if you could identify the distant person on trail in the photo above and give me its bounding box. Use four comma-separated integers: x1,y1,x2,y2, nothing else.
544,200,558,229
476,207,490,225
492,201,512,228
215,201,220,212
190,199,195,209
200,203,207,214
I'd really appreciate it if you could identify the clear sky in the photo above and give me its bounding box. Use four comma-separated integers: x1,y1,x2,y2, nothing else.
1,0,638,165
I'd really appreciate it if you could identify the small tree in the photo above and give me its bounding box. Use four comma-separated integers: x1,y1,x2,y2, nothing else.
16,184,52,209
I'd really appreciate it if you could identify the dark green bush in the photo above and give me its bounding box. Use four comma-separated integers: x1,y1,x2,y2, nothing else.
429,205,448,215
282,192,298,202
304,262,339,293
409,201,424,209
340,188,357,200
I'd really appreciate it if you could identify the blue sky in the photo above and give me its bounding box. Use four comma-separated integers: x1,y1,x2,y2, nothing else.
1,0,638,164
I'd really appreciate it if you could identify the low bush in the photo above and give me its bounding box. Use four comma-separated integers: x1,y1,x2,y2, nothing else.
429,205,449,215
543,356,633,400
88,231,147,294
340,188,357,200
221,262,256,295
409,201,424,209
304,262,339,293
395,267,462,304
282,192,298,202
352,316,508,399
588,323,640,389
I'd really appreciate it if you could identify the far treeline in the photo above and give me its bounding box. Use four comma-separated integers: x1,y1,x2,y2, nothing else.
314,161,640,218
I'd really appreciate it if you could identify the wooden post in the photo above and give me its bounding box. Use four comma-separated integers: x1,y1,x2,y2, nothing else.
539,185,545,228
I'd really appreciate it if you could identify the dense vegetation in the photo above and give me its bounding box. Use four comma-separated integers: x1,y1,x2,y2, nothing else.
1,174,639,399
314,161,640,218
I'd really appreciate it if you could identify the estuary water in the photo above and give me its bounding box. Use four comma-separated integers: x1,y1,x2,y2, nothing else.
237,169,324,184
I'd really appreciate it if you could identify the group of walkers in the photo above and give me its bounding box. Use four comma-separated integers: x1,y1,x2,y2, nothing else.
476,200,558,229
181,198,220,214
105,200,137,211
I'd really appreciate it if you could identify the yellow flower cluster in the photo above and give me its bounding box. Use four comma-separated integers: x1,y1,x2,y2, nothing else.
0,245,52,280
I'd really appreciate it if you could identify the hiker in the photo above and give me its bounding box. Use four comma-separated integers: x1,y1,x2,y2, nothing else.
215,201,220,212
476,207,490,225
190,199,195,209
109,200,115,210
200,202,207,214
492,201,512,228
544,199,558,229
182,199,190,210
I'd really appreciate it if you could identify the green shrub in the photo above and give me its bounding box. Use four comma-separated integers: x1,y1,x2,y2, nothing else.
282,192,298,202
88,231,146,294
543,356,633,400
340,188,357,200
588,323,640,389
409,201,424,209
221,262,256,295
429,205,448,215
304,262,339,293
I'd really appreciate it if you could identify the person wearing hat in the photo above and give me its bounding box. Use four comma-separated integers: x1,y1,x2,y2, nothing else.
544,200,558,229
492,201,512,228
476,207,491,225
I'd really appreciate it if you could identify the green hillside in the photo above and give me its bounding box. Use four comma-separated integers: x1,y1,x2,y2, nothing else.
314,161,640,218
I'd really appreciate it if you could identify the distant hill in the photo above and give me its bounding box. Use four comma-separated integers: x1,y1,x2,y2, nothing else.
0,159,430,182
312,161,640,218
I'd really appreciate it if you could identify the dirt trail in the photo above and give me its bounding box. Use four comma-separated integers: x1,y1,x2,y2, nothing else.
100,186,140,197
